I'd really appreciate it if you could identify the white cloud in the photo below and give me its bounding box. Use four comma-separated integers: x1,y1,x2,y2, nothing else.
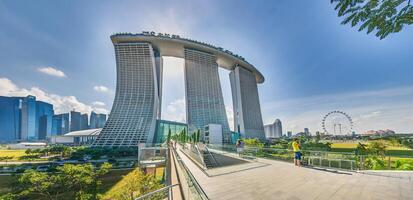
162,98,186,123
37,67,66,77
0,77,108,114
93,85,109,93
92,101,106,107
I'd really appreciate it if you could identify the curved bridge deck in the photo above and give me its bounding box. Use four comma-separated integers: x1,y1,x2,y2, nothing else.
175,145,413,200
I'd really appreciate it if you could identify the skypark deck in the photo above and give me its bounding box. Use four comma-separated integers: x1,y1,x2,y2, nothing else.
175,144,413,200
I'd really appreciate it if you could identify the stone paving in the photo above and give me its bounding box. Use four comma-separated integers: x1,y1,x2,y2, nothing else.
176,146,413,200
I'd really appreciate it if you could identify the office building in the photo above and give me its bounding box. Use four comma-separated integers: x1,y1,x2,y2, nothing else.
0,96,22,142
20,95,37,140
35,101,54,140
90,112,107,129
80,113,89,130
52,113,70,135
304,128,310,136
0,95,54,142
70,111,81,132
287,131,292,138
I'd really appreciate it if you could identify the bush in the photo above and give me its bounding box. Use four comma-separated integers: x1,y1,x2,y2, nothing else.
365,156,385,170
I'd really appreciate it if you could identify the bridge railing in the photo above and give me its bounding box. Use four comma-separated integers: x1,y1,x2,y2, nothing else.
206,144,358,171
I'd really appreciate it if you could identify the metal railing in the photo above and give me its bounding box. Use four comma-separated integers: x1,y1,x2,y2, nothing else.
135,184,179,200
206,145,359,171
173,146,209,200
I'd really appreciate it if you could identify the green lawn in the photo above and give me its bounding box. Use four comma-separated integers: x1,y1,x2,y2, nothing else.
0,150,27,160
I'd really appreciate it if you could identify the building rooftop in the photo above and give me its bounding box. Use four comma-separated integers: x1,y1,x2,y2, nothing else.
111,31,265,83
64,128,102,137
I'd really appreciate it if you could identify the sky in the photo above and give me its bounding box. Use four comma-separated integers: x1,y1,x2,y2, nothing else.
1,0,413,134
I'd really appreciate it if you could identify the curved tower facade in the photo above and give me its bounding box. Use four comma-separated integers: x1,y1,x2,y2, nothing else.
93,42,162,147
230,66,265,140
94,32,265,146
184,48,231,143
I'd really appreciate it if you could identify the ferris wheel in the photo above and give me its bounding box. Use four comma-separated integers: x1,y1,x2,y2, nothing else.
322,111,353,135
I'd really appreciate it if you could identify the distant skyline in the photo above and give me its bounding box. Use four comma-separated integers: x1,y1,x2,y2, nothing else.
1,0,413,134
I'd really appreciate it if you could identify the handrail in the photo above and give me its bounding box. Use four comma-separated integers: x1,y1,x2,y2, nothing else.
134,183,179,200
173,146,209,200
204,146,220,167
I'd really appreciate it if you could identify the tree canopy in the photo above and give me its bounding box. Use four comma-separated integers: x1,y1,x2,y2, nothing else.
331,0,413,39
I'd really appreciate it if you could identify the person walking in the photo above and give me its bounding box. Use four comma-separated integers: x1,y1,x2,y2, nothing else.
292,138,302,167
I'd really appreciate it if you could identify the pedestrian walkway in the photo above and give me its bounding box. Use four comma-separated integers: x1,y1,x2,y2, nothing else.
176,145,413,200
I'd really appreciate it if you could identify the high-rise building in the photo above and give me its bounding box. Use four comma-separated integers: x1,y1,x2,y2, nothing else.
20,95,37,140
52,113,70,135
230,66,265,140
304,128,310,136
35,101,54,140
70,111,81,132
0,96,22,142
0,95,54,142
264,119,282,139
93,32,265,146
90,112,107,129
287,131,292,138
80,113,89,130
93,40,162,147
184,48,231,143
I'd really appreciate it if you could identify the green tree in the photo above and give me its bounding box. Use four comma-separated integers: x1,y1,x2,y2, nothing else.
16,169,62,200
166,128,172,145
10,163,112,200
369,140,387,159
196,129,201,143
244,138,264,148
102,168,164,200
331,0,413,39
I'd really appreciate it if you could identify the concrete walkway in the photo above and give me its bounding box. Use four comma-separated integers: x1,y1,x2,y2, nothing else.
176,146,413,200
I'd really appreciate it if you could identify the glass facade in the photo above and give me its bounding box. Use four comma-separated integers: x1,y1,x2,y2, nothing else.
80,113,89,130
230,66,265,140
0,97,22,142
184,48,231,143
52,113,69,136
90,111,107,129
93,41,162,147
70,111,81,132
21,95,37,140
154,120,187,144
0,95,55,142
35,101,54,140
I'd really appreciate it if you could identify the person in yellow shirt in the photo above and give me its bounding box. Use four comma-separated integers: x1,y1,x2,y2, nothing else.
292,138,301,167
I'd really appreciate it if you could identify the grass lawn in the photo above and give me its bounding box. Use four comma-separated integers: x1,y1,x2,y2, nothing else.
330,143,359,149
0,150,27,160
0,175,14,195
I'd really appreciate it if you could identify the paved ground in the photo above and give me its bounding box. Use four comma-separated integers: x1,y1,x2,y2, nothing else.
176,146,413,200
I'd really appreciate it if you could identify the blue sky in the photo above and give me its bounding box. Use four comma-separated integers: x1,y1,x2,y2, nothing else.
1,0,413,134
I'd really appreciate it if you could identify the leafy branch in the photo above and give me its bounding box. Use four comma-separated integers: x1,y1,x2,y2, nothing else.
331,0,413,39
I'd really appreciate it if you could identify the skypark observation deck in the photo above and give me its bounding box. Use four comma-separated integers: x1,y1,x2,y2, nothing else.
110,32,265,83
93,32,266,147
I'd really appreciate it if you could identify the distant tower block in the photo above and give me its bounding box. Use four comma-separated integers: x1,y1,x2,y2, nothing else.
230,66,265,140
93,41,162,147
184,48,231,143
